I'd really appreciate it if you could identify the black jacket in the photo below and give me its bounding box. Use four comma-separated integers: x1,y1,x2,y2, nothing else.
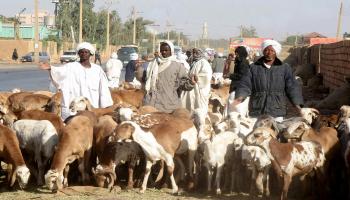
235,57,304,117
229,58,250,93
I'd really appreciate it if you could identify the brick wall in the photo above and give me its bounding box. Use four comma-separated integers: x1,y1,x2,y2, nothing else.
293,40,350,90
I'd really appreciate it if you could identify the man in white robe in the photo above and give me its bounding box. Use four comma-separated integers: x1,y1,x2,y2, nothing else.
106,52,123,89
181,48,212,114
39,42,113,119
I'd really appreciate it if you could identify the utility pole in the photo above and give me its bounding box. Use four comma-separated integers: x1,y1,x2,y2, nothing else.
132,6,136,44
34,0,39,63
106,10,110,53
166,20,173,41
336,0,343,40
79,0,83,43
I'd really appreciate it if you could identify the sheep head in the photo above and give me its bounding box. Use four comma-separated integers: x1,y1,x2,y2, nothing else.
114,122,135,140
300,108,320,125
92,164,116,190
10,165,30,189
282,121,310,140
246,127,276,146
45,169,64,192
69,96,92,114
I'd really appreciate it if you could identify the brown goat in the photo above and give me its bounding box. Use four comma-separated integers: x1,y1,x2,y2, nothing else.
44,115,94,192
0,124,30,189
110,89,145,108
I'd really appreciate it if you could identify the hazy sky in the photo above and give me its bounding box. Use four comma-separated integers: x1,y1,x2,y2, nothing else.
1,0,349,40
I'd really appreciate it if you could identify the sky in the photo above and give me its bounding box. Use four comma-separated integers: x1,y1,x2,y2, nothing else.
1,0,349,40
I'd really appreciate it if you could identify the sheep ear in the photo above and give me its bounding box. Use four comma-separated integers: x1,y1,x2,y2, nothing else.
107,135,116,143
91,167,96,175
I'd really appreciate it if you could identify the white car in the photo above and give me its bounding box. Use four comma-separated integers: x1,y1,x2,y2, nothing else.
60,50,78,63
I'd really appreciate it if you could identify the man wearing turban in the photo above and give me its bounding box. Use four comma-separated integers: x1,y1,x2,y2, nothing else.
39,42,113,119
231,39,303,120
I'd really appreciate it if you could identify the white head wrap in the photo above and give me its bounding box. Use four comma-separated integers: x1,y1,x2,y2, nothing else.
261,39,282,55
158,40,175,57
130,53,138,60
145,40,177,93
76,42,95,55
110,52,118,59
176,52,187,61
217,52,223,57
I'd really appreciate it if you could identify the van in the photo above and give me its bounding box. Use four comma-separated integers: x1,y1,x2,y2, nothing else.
117,45,139,67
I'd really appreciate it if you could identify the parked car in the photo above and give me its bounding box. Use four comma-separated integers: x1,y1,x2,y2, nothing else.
60,50,78,63
117,45,139,67
21,52,50,62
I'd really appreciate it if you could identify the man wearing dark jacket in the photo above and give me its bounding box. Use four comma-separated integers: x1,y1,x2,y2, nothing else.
225,46,251,117
231,40,303,120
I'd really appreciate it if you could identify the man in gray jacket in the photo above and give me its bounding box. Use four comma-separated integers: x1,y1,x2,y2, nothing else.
231,40,303,121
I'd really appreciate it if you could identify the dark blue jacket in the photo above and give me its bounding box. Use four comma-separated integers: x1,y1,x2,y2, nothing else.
235,57,304,117
125,60,137,82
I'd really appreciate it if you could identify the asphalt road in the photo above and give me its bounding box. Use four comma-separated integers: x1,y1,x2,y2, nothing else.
0,63,52,91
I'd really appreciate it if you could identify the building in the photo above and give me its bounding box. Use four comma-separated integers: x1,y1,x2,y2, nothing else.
0,21,57,40
15,11,55,27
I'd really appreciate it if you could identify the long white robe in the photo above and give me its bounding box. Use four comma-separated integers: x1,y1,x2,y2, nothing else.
50,62,113,119
181,58,212,114
105,58,123,88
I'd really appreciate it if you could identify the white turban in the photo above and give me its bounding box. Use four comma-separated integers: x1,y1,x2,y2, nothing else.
130,53,138,60
111,52,118,59
261,39,282,55
176,52,187,61
76,42,95,55
158,40,175,57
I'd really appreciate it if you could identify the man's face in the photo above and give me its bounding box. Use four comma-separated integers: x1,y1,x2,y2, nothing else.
160,43,171,58
192,49,201,58
263,45,276,61
78,49,91,61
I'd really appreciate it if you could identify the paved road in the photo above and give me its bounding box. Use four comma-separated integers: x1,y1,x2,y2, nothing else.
0,62,109,91
0,63,51,91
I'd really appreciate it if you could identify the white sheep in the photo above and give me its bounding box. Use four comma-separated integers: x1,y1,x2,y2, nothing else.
12,119,58,186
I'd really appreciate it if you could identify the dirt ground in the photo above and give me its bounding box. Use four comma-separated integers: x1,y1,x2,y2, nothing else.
0,185,272,200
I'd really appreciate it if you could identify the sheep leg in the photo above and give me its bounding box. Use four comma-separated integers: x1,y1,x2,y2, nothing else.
263,167,270,198
78,158,87,185
36,155,45,186
126,166,134,189
249,167,257,196
63,165,70,187
206,164,213,193
140,160,152,193
255,171,264,197
83,150,92,184
281,175,291,200
186,150,196,190
167,165,178,194
215,165,223,195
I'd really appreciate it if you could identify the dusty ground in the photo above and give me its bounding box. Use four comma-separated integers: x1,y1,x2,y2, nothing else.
0,185,268,200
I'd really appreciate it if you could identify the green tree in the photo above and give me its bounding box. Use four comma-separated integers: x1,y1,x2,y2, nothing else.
239,25,258,38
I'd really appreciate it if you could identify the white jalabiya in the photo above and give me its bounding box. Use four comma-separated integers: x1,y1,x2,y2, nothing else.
50,62,113,119
106,53,123,88
181,58,212,114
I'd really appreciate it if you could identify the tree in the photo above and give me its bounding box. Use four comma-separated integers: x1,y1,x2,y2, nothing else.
284,35,302,45
239,25,258,38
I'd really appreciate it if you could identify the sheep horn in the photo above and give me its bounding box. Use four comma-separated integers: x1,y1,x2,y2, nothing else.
310,108,320,114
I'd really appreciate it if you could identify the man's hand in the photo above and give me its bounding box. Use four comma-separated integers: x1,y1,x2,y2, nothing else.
230,97,244,110
38,61,51,70
191,75,198,84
